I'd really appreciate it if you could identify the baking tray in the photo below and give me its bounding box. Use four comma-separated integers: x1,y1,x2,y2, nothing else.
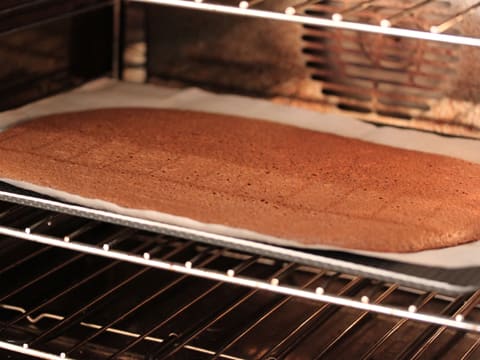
1,181,478,296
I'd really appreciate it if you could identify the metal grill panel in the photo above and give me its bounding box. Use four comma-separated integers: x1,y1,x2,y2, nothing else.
301,0,479,127
1,200,480,359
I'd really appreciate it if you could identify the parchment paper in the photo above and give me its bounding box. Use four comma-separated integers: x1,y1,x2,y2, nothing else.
1,78,480,268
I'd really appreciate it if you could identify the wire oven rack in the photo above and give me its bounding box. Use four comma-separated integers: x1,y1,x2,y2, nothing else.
2,1,480,359
1,198,480,359
126,0,480,47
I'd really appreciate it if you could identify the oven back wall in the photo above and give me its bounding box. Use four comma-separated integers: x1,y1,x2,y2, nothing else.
146,1,480,139
146,1,314,98
0,4,113,112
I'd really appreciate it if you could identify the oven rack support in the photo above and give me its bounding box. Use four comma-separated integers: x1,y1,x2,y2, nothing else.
1,224,479,335
0,340,72,360
127,0,480,47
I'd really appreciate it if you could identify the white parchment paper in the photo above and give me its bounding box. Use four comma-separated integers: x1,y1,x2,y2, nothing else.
1,78,480,268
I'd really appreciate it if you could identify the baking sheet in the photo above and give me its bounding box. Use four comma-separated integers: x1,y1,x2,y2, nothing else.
1,78,480,269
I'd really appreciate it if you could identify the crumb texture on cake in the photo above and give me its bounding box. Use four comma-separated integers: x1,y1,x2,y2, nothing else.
0,108,479,252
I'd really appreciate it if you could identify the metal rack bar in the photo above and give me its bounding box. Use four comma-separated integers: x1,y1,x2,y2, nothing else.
210,269,327,359
238,0,264,10
430,1,480,33
148,262,297,359
0,204,22,218
2,206,47,229
331,0,375,22
0,243,51,276
359,291,438,359
380,0,435,28
0,341,72,360
461,337,480,360
394,292,480,360
312,284,399,359
108,251,262,358
0,0,55,14
66,247,225,357
262,276,368,359
0,225,479,333
0,303,245,359
285,0,320,16
127,0,480,47
1,304,246,359
1,191,473,295
0,229,103,304
0,229,138,335
405,290,480,360
27,240,191,348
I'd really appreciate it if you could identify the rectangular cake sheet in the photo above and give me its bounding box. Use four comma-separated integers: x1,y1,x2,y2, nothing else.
1,78,480,269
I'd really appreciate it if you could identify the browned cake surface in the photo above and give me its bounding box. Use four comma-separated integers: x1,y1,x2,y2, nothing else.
0,108,479,252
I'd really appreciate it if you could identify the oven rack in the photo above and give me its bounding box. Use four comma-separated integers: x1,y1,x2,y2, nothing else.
1,185,479,296
4,223,480,334
128,0,480,47
0,341,70,360
1,200,480,359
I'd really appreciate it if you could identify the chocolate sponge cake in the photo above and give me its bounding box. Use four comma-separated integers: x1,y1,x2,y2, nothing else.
0,108,479,252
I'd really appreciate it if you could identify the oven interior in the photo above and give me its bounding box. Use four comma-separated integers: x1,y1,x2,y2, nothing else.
1,0,480,359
